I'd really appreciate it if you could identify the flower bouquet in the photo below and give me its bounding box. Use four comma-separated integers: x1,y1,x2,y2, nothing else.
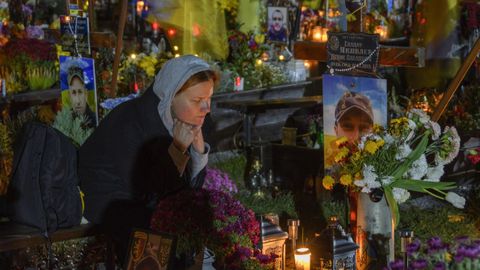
387,236,480,270
150,188,277,270
322,109,465,227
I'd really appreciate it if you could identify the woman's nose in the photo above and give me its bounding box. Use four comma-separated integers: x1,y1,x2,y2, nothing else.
200,100,210,113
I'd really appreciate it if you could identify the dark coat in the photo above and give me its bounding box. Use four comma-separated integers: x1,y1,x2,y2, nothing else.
78,86,205,225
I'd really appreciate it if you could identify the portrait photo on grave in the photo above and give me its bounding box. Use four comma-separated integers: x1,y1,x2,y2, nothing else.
59,56,98,127
267,6,289,43
322,74,387,169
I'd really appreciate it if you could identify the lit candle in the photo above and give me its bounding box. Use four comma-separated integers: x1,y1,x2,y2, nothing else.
294,247,311,270
278,55,285,61
312,26,322,42
321,28,328,42
375,25,388,40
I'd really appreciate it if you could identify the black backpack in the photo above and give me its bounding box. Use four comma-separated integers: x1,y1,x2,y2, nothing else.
8,122,82,235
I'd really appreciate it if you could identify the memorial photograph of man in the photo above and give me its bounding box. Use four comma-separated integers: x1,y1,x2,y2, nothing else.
59,56,98,127
267,6,288,43
322,74,387,169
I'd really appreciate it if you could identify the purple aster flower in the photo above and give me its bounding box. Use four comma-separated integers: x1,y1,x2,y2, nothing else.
410,259,428,269
454,253,465,263
464,245,480,259
427,237,446,251
455,236,469,243
388,259,404,270
26,25,44,39
407,240,421,256
203,168,238,194
433,262,446,270
22,4,32,17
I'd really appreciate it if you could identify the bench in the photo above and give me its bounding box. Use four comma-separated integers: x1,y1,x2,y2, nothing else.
0,221,115,269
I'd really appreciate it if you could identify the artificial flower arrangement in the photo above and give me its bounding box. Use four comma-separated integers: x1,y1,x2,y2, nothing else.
387,236,480,270
322,109,465,227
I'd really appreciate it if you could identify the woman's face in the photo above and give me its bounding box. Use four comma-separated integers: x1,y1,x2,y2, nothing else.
171,80,213,127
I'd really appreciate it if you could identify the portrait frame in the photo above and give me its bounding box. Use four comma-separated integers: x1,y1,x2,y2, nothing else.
323,74,387,170
59,55,98,126
267,6,289,44
124,229,177,270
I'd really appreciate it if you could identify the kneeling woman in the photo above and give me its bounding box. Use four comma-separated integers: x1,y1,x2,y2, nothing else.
78,55,217,260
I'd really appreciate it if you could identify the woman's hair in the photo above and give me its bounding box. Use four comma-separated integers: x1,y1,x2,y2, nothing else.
176,70,219,95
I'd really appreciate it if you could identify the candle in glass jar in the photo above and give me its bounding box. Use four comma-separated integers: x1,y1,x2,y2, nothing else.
375,25,388,40
294,247,311,270
312,26,322,41
321,28,328,42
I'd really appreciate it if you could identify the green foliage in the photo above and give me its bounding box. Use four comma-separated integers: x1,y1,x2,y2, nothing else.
398,204,480,244
235,191,298,218
320,200,348,229
26,61,57,91
209,152,246,188
52,106,93,147
209,152,298,218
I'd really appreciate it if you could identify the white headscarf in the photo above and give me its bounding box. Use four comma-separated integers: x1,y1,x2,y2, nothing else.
152,55,211,135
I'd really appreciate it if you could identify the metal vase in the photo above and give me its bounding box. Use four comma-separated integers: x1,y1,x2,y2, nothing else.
355,192,394,270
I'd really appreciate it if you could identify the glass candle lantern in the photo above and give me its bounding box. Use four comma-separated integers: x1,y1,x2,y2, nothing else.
295,247,311,270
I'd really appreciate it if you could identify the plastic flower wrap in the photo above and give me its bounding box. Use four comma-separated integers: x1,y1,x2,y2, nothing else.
150,188,277,269
387,236,480,270
323,109,464,227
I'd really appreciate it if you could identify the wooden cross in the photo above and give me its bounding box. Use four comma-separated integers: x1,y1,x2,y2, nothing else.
294,38,480,121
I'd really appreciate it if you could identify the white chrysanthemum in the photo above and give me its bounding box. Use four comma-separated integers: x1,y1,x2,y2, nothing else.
406,154,428,180
358,136,367,150
425,120,441,140
435,126,461,165
396,144,412,160
405,119,417,141
354,179,381,193
362,165,377,183
383,134,395,146
445,192,465,209
380,176,394,186
409,109,430,124
354,165,380,193
424,165,444,182
393,188,410,204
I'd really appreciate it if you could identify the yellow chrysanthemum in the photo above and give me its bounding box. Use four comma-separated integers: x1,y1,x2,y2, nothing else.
335,137,348,147
444,251,452,262
364,140,379,154
334,147,349,163
322,175,335,190
372,124,384,133
351,151,362,162
254,34,265,44
339,174,353,186
376,139,385,148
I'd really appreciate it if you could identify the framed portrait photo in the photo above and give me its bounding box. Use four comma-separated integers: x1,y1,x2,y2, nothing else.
59,55,98,126
323,74,387,170
267,6,289,43
124,229,177,270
